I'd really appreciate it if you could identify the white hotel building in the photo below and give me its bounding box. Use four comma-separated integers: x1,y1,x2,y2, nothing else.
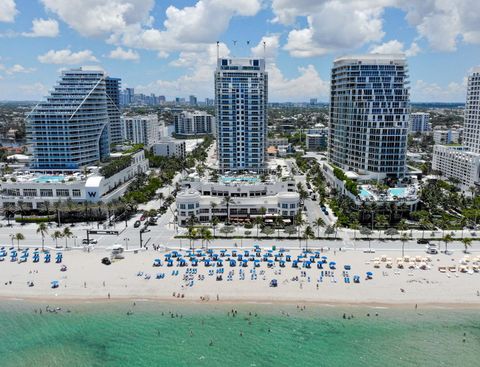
122,114,159,148
409,112,431,133
176,177,299,226
433,68,480,194
174,111,215,137
0,150,148,210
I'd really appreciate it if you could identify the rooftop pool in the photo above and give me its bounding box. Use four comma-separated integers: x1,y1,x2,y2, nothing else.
220,176,260,183
34,175,65,183
359,186,409,199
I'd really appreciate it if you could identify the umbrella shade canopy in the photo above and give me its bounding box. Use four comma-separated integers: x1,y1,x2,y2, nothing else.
322,256,328,259
366,271,373,276
329,261,336,265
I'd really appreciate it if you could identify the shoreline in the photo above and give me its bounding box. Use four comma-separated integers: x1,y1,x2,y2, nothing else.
1,295,480,310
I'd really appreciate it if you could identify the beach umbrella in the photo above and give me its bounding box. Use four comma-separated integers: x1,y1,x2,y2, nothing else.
329,261,336,265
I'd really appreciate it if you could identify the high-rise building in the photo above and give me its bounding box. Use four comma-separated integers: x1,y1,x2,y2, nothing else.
432,68,480,194
189,95,197,106
174,110,215,137
26,67,120,171
463,67,480,153
106,77,122,145
409,112,431,133
215,58,268,172
122,114,159,147
329,54,409,179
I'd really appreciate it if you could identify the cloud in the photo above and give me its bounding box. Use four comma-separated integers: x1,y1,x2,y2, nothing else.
251,34,280,60
19,82,49,99
0,0,17,22
22,18,59,37
108,46,139,61
369,39,420,56
38,49,99,64
411,78,468,102
41,0,155,37
4,64,35,74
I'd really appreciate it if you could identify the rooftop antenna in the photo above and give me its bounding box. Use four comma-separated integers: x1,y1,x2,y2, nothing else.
263,41,266,60
216,41,219,60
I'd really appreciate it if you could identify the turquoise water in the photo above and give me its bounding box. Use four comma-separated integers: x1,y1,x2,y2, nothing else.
34,175,65,183
220,176,259,183
359,188,371,198
389,187,407,197
0,301,479,366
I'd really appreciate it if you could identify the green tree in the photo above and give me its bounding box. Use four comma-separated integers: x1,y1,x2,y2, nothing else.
15,232,25,251
313,217,325,238
303,225,315,251
400,232,409,258
52,230,63,248
461,237,472,254
211,216,219,237
360,227,373,252
253,216,263,237
222,196,234,223
63,227,73,249
187,227,197,250
442,234,453,254
36,223,48,251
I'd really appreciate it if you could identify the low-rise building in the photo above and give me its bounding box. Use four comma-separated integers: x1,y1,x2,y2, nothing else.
267,137,289,147
151,139,186,158
306,128,328,151
0,150,149,210
122,114,159,147
432,145,480,194
409,112,431,133
433,129,460,145
174,111,214,137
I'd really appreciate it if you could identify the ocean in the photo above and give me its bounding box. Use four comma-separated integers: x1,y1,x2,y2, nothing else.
0,301,479,366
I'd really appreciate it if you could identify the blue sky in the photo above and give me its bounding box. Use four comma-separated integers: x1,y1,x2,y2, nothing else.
0,0,479,102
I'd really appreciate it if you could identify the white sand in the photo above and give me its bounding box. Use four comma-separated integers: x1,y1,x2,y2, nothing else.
0,248,479,306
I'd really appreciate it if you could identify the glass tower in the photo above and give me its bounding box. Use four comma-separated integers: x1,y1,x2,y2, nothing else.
26,68,120,171
215,58,268,173
329,54,410,179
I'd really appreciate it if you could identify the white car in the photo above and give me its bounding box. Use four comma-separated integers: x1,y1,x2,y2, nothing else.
82,238,98,245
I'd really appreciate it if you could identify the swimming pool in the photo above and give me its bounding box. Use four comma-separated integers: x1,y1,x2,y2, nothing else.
388,187,407,197
34,175,65,183
220,176,259,183
359,188,372,198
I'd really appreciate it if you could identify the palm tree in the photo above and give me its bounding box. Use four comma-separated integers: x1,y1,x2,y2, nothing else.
350,220,360,240
461,238,472,253
4,202,14,226
17,200,26,222
53,200,62,226
313,217,325,238
253,216,263,237
303,226,315,251
15,233,25,250
419,218,431,239
187,227,197,250
63,227,73,249
400,232,409,258
369,202,378,230
360,227,373,252
211,216,219,237
201,228,213,250
274,215,284,237
52,230,63,248
36,223,48,251
385,228,399,240
222,196,234,223
442,234,453,254
157,192,165,209
324,225,335,238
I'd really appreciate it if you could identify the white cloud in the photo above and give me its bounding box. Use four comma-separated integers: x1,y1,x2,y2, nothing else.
369,39,420,56
411,78,468,102
0,0,17,22
22,18,59,37
108,46,139,61
41,0,155,37
5,64,35,74
251,34,280,60
38,49,99,64
19,82,49,99
281,1,387,57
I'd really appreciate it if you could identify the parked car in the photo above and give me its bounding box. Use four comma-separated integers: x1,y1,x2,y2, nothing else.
417,239,429,244
82,238,98,245
426,244,438,254
134,220,141,228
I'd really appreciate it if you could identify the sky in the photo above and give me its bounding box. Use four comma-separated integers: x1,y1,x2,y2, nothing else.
0,0,479,102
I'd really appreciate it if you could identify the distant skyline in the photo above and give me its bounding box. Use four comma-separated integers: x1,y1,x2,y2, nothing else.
0,0,479,102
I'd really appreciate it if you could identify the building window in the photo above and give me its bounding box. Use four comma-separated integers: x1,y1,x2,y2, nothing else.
40,189,53,197
6,189,20,196
72,190,81,197
56,189,70,197
188,204,194,209
180,204,186,209
23,189,37,197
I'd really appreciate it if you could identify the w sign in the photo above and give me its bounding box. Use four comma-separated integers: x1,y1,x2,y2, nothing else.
87,192,97,198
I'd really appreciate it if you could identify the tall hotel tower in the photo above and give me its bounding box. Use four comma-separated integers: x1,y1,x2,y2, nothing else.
329,54,410,179
27,67,121,171
215,58,268,173
462,68,480,153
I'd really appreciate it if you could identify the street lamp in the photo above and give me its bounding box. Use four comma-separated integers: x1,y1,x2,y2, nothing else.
73,235,77,248
124,237,129,250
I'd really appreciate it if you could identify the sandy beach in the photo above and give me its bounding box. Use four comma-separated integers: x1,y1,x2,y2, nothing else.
0,246,479,306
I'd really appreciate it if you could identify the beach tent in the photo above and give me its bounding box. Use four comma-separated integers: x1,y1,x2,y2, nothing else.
292,260,299,268
366,271,373,279
279,260,285,268
167,259,174,267
344,265,351,270
317,262,323,269
329,261,336,270
229,260,237,267
51,280,59,289
153,259,162,267
286,255,292,262
191,259,198,267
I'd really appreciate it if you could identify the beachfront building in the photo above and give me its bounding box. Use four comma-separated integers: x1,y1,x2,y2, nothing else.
329,54,409,180
215,58,268,173
432,68,480,195
174,111,215,137
463,67,480,153
122,115,159,148
433,129,460,145
176,175,299,226
151,139,186,159
432,145,480,194
306,128,328,151
26,67,121,171
409,112,431,133
106,77,122,145
0,150,148,210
